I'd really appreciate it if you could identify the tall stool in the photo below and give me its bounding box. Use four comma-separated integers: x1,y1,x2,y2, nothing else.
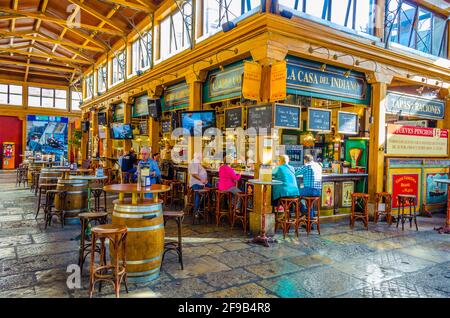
78,212,108,273
184,186,194,215
374,192,393,225
35,183,57,219
231,192,249,232
205,187,218,216
350,193,369,230
44,190,67,229
216,190,232,226
91,188,107,212
161,211,184,270
299,196,321,235
278,197,300,238
89,224,128,298
193,188,210,224
171,181,184,210
162,179,174,208
396,194,418,231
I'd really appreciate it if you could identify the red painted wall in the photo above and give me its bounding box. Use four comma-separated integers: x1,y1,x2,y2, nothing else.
0,116,23,169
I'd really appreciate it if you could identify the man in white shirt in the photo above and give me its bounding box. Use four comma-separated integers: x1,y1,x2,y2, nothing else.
188,153,210,214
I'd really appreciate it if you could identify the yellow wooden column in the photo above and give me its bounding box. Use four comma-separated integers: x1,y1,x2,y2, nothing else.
147,85,164,154
248,43,288,235
91,108,99,158
123,94,132,153
367,73,393,201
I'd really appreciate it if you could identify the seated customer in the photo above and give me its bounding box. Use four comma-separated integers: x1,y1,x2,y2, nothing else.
272,155,299,206
188,153,210,214
295,154,322,217
218,154,242,208
121,148,137,182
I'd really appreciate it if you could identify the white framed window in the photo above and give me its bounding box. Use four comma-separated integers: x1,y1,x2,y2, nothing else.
28,87,67,109
132,31,152,74
85,74,94,100
158,1,192,62
71,89,82,111
112,50,126,85
97,64,107,93
0,84,22,105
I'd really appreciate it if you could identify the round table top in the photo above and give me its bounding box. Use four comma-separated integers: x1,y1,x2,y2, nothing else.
69,175,108,181
248,179,283,185
434,179,450,185
103,183,170,194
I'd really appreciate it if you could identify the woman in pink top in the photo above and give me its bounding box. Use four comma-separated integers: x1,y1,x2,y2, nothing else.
218,154,242,208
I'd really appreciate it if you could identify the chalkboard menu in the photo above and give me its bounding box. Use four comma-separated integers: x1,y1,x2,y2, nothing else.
274,103,301,129
307,107,331,132
162,120,171,133
337,111,358,135
225,107,243,129
139,121,148,135
247,104,273,131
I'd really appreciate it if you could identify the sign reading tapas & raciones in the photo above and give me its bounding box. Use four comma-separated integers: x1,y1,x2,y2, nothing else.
386,92,445,119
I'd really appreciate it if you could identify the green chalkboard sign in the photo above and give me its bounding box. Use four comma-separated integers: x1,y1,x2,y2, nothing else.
337,111,359,135
307,107,331,132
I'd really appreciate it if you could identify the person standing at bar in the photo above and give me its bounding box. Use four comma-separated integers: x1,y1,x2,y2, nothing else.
218,153,242,208
295,154,322,217
188,152,210,215
272,155,299,206
137,147,161,185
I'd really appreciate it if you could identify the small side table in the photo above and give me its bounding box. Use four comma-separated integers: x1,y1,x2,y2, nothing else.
248,179,282,247
434,179,450,234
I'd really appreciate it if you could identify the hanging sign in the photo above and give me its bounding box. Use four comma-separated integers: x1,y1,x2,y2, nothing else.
224,107,243,129
286,56,370,105
162,82,189,111
203,62,244,103
242,61,262,101
337,111,359,135
386,92,445,119
132,94,149,117
270,60,287,101
274,103,301,129
307,108,332,132
247,104,273,131
386,125,448,156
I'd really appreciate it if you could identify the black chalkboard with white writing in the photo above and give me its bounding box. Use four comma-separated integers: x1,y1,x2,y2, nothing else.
337,111,358,134
162,120,171,133
307,108,331,132
274,103,301,129
247,104,273,131
225,107,243,129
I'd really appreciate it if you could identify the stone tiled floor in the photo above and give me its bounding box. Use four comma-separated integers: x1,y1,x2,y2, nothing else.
0,170,449,298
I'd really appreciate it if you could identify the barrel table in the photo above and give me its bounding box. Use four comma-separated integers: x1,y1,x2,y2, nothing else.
55,178,89,224
103,184,170,283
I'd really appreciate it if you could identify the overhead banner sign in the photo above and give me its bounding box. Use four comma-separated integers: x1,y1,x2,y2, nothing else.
386,125,449,156
270,60,287,101
162,82,189,111
203,62,244,103
286,56,370,105
386,92,445,119
242,61,261,101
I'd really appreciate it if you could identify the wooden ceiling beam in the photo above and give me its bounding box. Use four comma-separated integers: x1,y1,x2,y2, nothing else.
0,58,77,72
9,0,19,54
0,67,69,78
135,0,157,11
0,8,124,37
0,30,105,52
101,0,154,12
66,0,124,32
0,46,92,65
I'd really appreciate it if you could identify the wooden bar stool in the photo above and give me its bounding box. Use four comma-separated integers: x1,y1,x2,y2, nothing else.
216,190,232,226
162,180,174,208
184,186,194,215
396,194,418,231
35,183,57,219
89,224,128,298
91,188,107,213
162,211,184,270
278,197,300,238
171,181,184,210
78,212,108,274
193,188,210,224
374,192,393,225
299,196,321,235
350,193,369,230
205,187,218,216
231,192,249,232
44,190,67,229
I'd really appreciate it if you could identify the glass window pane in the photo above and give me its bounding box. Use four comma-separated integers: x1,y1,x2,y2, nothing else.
227,0,241,20
0,93,7,104
399,2,415,47
160,16,171,58
305,0,326,19
42,97,54,107
10,85,22,94
132,40,139,72
331,0,350,27
42,88,54,97
355,0,374,34
172,11,183,52
0,84,7,93
55,89,66,99
416,8,431,53
28,96,41,106
55,98,67,109
432,16,446,56
28,87,40,96
9,94,22,105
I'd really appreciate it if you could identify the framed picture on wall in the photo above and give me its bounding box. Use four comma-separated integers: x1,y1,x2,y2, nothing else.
176,171,186,183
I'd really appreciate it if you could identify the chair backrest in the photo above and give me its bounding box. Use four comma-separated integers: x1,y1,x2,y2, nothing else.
81,159,91,169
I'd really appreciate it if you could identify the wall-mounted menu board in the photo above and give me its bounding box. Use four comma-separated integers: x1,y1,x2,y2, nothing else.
247,104,273,131
307,107,332,132
224,107,243,129
337,111,359,135
274,103,302,129
162,120,171,133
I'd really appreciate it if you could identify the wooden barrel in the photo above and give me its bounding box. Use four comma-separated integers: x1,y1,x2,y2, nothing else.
39,168,62,185
55,179,89,222
27,162,41,183
112,200,165,283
